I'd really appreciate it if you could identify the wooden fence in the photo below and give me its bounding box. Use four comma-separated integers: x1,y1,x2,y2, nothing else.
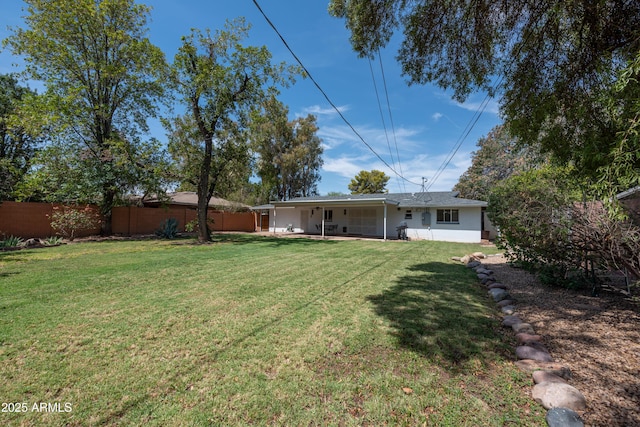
0,201,257,239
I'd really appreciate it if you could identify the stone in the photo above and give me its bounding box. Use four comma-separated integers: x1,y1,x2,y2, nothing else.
533,371,567,384
502,315,522,327
545,407,584,427
497,299,516,307
501,305,516,315
24,238,42,247
512,323,535,334
488,282,508,289
514,360,572,380
532,382,587,411
515,333,543,344
481,276,496,285
516,345,554,362
477,273,489,281
467,260,481,268
523,341,549,353
489,288,510,302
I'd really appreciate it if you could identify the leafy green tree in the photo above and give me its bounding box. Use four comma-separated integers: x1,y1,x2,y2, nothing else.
251,97,323,202
166,19,299,242
454,125,545,201
487,166,582,280
4,0,167,234
0,74,43,201
329,0,640,196
165,114,253,203
348,169,389,194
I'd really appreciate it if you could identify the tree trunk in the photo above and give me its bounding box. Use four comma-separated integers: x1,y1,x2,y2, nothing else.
196,135,214,243
101,187,116,236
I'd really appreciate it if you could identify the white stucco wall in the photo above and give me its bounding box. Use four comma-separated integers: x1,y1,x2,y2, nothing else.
269,204,484,243
387,206,483,242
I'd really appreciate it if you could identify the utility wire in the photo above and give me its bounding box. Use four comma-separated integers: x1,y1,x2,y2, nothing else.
377,48,407,193
252,0,421,187
424,6,549,192
368,55,402,192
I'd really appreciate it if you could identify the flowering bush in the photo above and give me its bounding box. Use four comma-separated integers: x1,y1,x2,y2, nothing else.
48,205,101,241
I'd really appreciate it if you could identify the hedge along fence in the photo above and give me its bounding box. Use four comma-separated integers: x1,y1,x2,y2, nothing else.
0,201,258,239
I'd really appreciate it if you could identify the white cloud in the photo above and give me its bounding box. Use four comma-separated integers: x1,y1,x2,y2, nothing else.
453,97,501,115
432,112,443,121
299,104,350,117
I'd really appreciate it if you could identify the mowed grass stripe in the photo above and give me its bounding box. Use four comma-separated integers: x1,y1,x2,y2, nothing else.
0,235,545,426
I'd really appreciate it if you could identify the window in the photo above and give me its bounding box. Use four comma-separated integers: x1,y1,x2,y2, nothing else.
404,210,412,220
324,209,333,222
437,209,459,224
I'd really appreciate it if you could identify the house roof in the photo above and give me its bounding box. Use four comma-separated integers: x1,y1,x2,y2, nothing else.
144,192,250,210
258,192,487,209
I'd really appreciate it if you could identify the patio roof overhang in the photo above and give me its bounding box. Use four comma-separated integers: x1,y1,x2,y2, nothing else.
270,197,400,208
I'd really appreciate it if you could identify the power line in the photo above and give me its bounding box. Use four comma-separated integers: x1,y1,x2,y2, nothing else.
251,0,421,187
377,48,407,193
368,55,401,192
424,7,550,192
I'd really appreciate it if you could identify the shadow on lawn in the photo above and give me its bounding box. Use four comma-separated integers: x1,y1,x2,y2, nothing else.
367,261,509,371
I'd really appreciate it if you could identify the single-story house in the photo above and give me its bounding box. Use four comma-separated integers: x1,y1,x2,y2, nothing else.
252,191,493,243
143,191,251,211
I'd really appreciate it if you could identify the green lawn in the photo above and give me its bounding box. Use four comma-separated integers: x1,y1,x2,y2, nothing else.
0,234,544,426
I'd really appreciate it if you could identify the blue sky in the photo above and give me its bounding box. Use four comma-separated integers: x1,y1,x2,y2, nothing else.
0,0,502,195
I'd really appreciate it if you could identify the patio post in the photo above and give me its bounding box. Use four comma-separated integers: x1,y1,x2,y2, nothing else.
273,206,276,235
383,202,387,241
321,207,325,237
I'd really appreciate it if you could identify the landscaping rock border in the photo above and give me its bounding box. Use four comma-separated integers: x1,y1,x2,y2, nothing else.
452,253,587,427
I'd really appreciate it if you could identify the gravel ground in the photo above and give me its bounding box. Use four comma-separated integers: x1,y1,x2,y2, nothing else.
481,254,640,427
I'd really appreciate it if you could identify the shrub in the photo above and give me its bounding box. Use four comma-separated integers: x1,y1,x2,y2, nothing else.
0,235,23,248
44,236,64,246
156,218,179,239
49,205,101,241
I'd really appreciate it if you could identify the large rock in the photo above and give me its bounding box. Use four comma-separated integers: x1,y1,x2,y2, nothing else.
512,323,535,334
532,382,587,411
516,345,554,362
489,288,510,302
515,360,572,380
522,340,550,353
497,299,516,307
515,332,543,344
488,282,508,290
502,315,522,327
545,407,584,427
467,260,481,268
501,305,516,315
533,371,567,384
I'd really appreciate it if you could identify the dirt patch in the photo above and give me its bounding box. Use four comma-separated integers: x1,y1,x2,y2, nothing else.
481,254,640,426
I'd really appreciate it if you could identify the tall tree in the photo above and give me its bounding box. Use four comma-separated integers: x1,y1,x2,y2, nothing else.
454,125,545,201
348,169,389,194
252,97,323,202
165,114,252,203
166,19,299,242
4,0,167,234
0,74,43,201
329,0,640,195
